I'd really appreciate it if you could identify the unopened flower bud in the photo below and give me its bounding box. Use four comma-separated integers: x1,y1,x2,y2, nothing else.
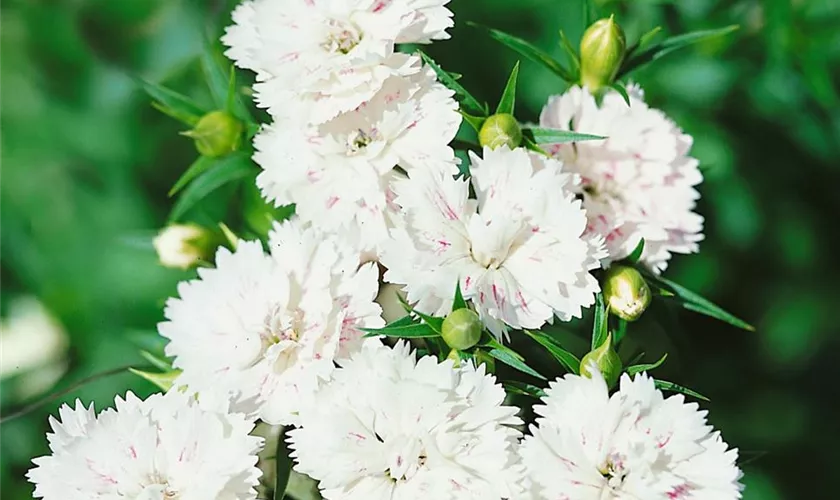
579,15,626,92
182,110,243,158
441,308,482,350
153,224,214,270
478,113,522,150
580,333,622,388
602,265,651,322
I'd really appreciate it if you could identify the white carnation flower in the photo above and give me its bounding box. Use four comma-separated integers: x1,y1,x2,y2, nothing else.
288,342,524,500
540,85,704,273
381,146,606,337
27,391,262,500
159,218,384,424
520,369,743,499
254,66,460,253
223,0,452,122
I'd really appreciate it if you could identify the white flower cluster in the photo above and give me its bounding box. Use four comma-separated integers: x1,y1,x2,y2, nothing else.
28,2,734,500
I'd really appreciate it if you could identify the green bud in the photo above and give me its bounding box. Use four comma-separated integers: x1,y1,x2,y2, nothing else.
602,265,651,322
579,15,626,93
441,308,482,350
580,333,622,388
478,113,522,150
153,223,215,270
182,110,243,158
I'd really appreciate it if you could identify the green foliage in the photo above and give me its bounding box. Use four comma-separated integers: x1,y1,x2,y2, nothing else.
274,429,293,500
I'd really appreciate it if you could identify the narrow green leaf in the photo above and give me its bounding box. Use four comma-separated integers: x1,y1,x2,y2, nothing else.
524,330,580,373
618,25,739,78
591,293,608,349
395,292,446,333
626,353,667,376
654,379,709,401
522,127,606,145
488,348,546,380
169,152,255,221
459,111,486,132
466,22,574,82
274,428,293,500
151,102,201,127
140,351,172,372
558,30,580,77
522,136,549,156
142,80,207,120
495,61,520,115
625,238,645,264
169,155,214,197
129,368,181,391
610,82,631,107
642,271,754,331
453,280,467,311
503,381,547,398
383,314,416,330
362,322,439,338
201,43,250,121
418,51,487,116
637,26,663,52
226,66,239,116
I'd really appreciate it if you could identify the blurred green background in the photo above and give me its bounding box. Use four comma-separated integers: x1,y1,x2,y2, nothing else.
2,0,839,498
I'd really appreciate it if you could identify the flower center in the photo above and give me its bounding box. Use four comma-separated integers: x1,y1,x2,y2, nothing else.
471,247,505,270
346,128,377,155
263,306,305,345
137,481,179,500
598,452,629,491
322,20,362,54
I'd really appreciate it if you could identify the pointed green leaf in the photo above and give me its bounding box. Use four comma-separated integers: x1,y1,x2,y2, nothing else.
642,271,754,331
459,111,486,132
618,25,739,78
503,381,547,398
522,127,606,145
201,43,250,121
613,318,628,344
362,322,439,338
453,280,467,311
418,51,487,116
522,136,549,156
169,152,255,221
129,368,181,391
495,61,520,115
488,348,546,380
637,26,663,52
524,329,580,373
383,314,416,330
140,351,173,372
143,81,206,125
610,82,631,107
169,155,214,197
274,428,293,500
592,293,608,349
654,379,709,401
452,138,481,152
625,238,645,264
466,22,574,82
226,66,239,116
626,353,667,376
558,30,580,77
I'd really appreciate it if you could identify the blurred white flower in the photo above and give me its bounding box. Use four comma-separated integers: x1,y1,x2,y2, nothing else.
381,146,606,337
254,65,460,254
289,342,524,500
152,223,211,270
540,85,704,273
223,0,453,122
159,218,383,424
27,390,263,500
520,369,742,499
0,297,69,399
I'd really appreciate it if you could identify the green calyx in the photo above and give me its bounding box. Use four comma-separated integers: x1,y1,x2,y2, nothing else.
441,308,483,350
602,265,651,322
579,15,626,93
182,110,243,158
580,332,622,388
478,113,522,150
